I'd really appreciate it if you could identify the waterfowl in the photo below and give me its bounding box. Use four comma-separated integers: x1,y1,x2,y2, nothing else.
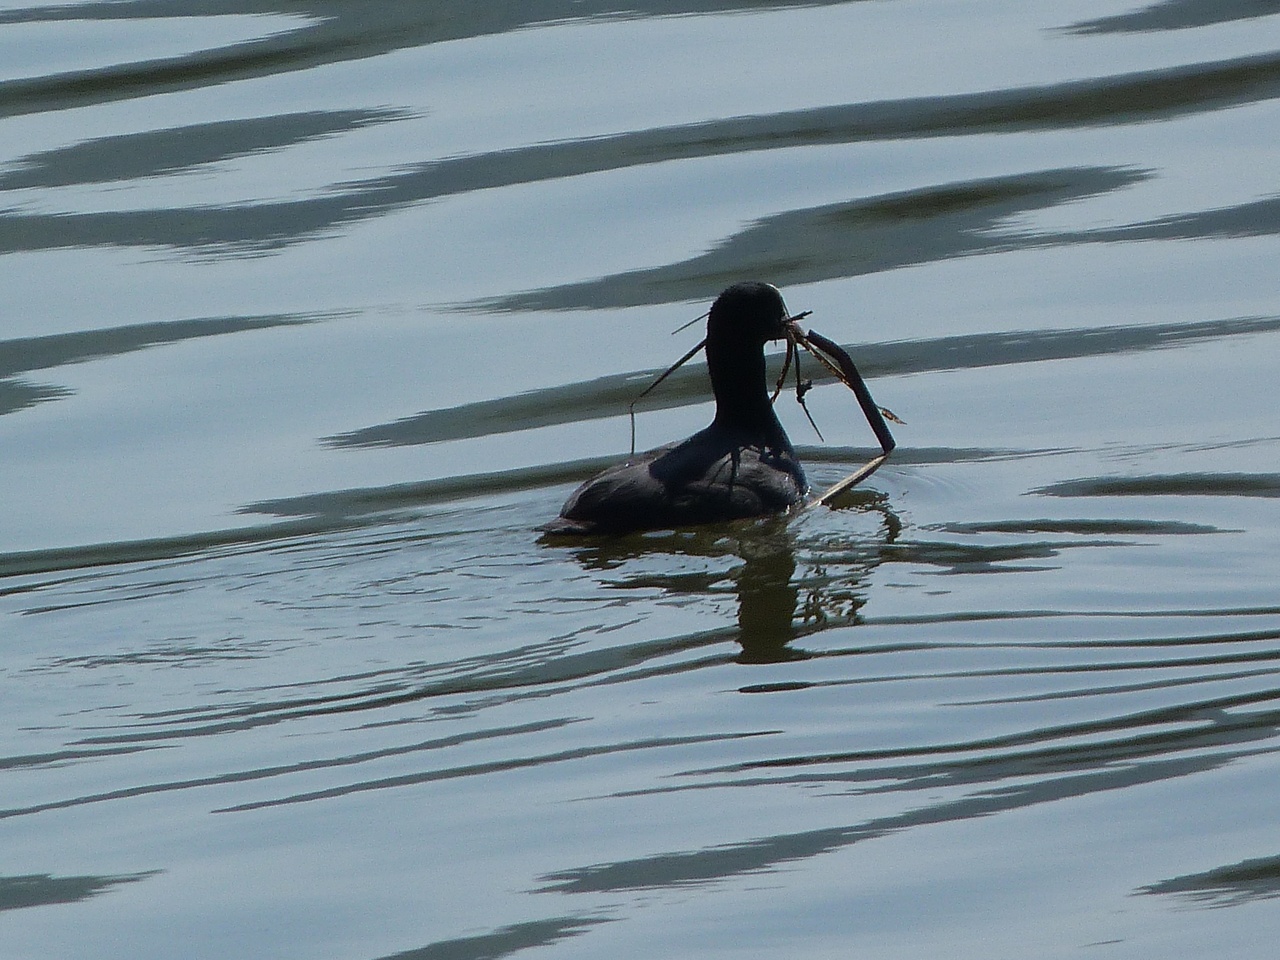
543,282,809,535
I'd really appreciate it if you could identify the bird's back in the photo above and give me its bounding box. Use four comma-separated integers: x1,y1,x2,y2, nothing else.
545,423,807,535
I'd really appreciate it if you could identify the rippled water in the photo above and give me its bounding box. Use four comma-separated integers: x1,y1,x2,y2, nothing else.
3,1,1280,958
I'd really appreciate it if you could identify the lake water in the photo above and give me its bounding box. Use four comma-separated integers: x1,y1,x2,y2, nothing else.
3,1,1280,957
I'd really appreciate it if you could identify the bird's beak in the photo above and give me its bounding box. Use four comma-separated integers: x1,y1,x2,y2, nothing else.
782,311,811,342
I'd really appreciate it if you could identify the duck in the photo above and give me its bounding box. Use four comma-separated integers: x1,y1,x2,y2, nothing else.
543,282,809,535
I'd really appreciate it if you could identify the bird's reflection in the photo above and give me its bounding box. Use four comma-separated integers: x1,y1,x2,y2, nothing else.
545,488,900,664
733,530,802,662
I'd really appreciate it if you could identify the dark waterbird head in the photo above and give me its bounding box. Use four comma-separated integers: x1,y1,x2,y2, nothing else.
704,281,797,437
706,281,793,346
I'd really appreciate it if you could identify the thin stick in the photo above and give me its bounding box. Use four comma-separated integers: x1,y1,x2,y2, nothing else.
793,347,824,442
670,311,709,335
801,329,896,455
629,336,707,455
783,326,897,505
813,455,891,505
771,339,794,403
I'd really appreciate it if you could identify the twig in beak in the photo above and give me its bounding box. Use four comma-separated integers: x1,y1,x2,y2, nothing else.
800,328,897,456
772,339,794,403
782,325,899,504
793,345,824,442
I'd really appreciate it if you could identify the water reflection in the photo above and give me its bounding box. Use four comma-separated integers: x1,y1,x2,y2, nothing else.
8,41,1280,257
733,531,802,662
0,109,402,191
0,313,324,418
1036,472,1280,498
0,378,67,418
536,697,1280,896
8,0,1277,128
555,519,808,663
369,916,611,960
0,871,159,912
1139,853,1280,907
0,719,583,820
534,750,1241,894
327,314,1280,449
550,491,900,664
475,167,1149,312
0,0,839,119
1066,0,1280,35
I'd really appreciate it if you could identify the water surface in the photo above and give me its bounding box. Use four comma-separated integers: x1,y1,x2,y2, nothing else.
3,1,1280,958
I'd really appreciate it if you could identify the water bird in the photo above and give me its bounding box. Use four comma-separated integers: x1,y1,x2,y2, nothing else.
544,281,896,536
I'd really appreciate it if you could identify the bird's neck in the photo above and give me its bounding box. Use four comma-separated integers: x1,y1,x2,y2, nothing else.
707,339,789,447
